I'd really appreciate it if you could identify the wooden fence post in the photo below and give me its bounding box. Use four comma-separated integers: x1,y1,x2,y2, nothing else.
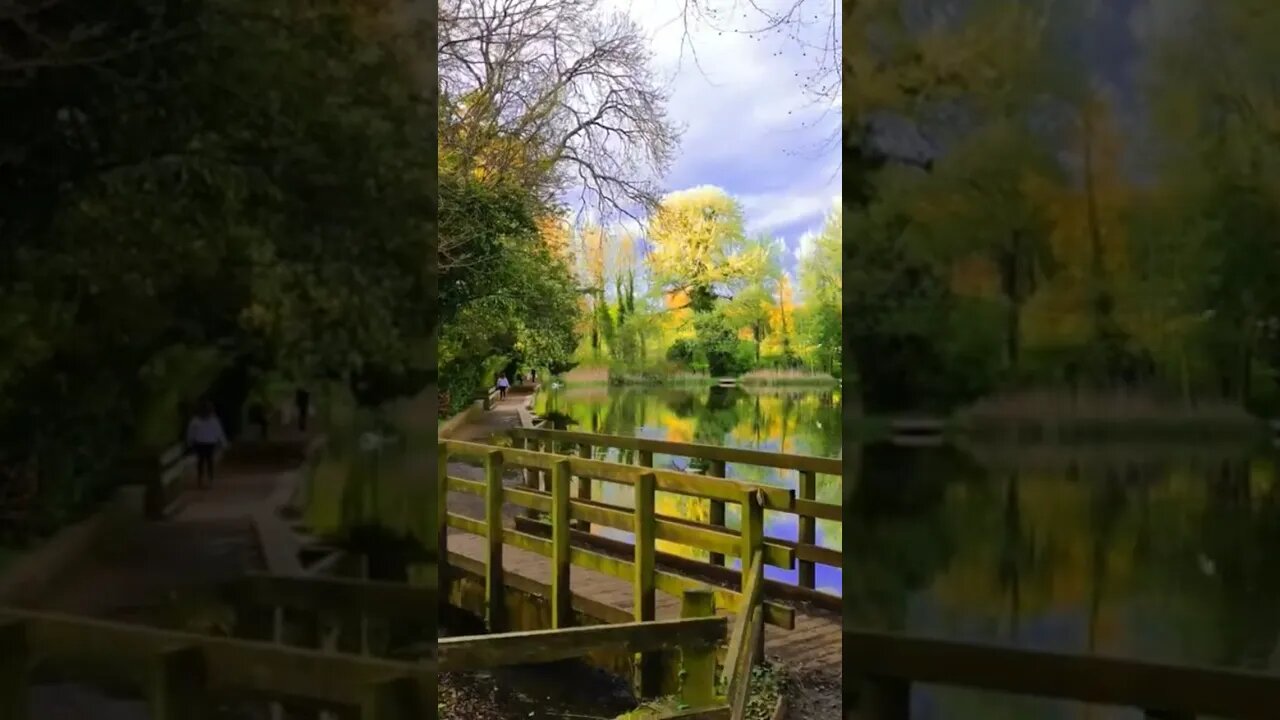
634,470,658,697
551,459,573,628
0,620,28,719
437,442,449,595
485,449,506,632
858,676,910,720
740,488,765,661
798,469,817,589
148,646,206,720
678,590,717,708
576,443,593,533
707,459,727,566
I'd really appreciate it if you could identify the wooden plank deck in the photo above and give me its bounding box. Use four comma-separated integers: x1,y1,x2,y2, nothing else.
446,531,841,672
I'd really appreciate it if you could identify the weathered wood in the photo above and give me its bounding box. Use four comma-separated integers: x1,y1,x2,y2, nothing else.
450,513,796,629
148,646,206,720
551,459,572,629
634,470,659,697
484,449,505,631
797,470,817,589
728,606,764,720
437,442,449,585
438,617,727,671
447,515,795,629
509,428,842,475
445,439,793,508
0,608,436,707
739,489,765,660
679,590,718,708
513,515,837,613
722,550,764,694
450,476,796,569
0,620,28,719
707,459,727,567
846,629,1280,719
794,498,840,522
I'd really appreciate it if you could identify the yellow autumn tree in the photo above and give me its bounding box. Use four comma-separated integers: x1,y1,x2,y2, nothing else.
646,186,764,313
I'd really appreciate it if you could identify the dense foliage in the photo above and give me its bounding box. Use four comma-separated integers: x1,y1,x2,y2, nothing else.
844,0,1280,415
570,186,843,380
1,0,436,529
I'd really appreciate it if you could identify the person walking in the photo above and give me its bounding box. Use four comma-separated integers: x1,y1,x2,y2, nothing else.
497,374,510,400
186,401,227,489
295,387,311,432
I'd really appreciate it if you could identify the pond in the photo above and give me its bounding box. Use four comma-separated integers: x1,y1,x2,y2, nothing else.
535,383,843,596
849,439,1280,719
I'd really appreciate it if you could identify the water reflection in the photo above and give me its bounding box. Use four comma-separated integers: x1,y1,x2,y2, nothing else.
536,384,843,595
848,440,1280,719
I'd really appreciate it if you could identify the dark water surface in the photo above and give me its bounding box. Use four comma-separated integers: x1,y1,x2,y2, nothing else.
850,439,1280,719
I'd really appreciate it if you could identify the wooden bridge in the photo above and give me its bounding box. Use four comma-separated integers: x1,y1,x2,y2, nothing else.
446,427,843,666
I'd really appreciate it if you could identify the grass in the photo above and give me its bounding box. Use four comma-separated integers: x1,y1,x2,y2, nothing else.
739,369,838,386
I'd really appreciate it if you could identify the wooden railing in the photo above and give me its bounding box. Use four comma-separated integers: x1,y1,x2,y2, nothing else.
439,438,789,697
846,630,1280,720
0,607,435,718
507,427,841,597
228,568,736,716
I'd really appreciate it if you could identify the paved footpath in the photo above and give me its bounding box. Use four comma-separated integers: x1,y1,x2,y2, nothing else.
26,434,313,718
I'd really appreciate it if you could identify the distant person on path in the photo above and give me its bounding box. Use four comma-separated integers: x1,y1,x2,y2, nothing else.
186,401,227,489
530,368,537,384
295,387,311,432
516,372,525,385
497,374,510,399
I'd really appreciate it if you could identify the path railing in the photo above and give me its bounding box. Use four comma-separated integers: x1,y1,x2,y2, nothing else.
0,607,435,719
439,438,792,696
507,427,841,599
846,630,1280,720
227,568,743,717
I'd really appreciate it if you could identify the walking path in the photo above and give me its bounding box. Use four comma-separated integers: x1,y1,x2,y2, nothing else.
442,384,842,718
22,433,315,718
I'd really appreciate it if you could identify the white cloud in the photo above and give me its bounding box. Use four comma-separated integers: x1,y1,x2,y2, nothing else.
599,0,840,249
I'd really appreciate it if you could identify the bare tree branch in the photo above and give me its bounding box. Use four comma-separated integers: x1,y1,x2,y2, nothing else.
438,0,680,228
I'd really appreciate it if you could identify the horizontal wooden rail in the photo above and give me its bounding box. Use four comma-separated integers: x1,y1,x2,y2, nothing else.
445,511,794,630
846,629,1280,719
439,616,726,671
0,608,434,716
447,475,796,570
510,427,842,475
495,430,843,591
445,439,794,509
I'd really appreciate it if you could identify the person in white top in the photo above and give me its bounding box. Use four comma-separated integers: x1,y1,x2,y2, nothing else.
496,374,510,399
186,401,227,488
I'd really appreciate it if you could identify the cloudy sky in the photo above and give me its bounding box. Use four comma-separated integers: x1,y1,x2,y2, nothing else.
606,0,841,275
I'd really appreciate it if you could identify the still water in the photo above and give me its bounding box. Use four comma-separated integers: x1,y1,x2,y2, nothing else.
540,384,1280,719
850,440,1280,719
535,383,843,596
